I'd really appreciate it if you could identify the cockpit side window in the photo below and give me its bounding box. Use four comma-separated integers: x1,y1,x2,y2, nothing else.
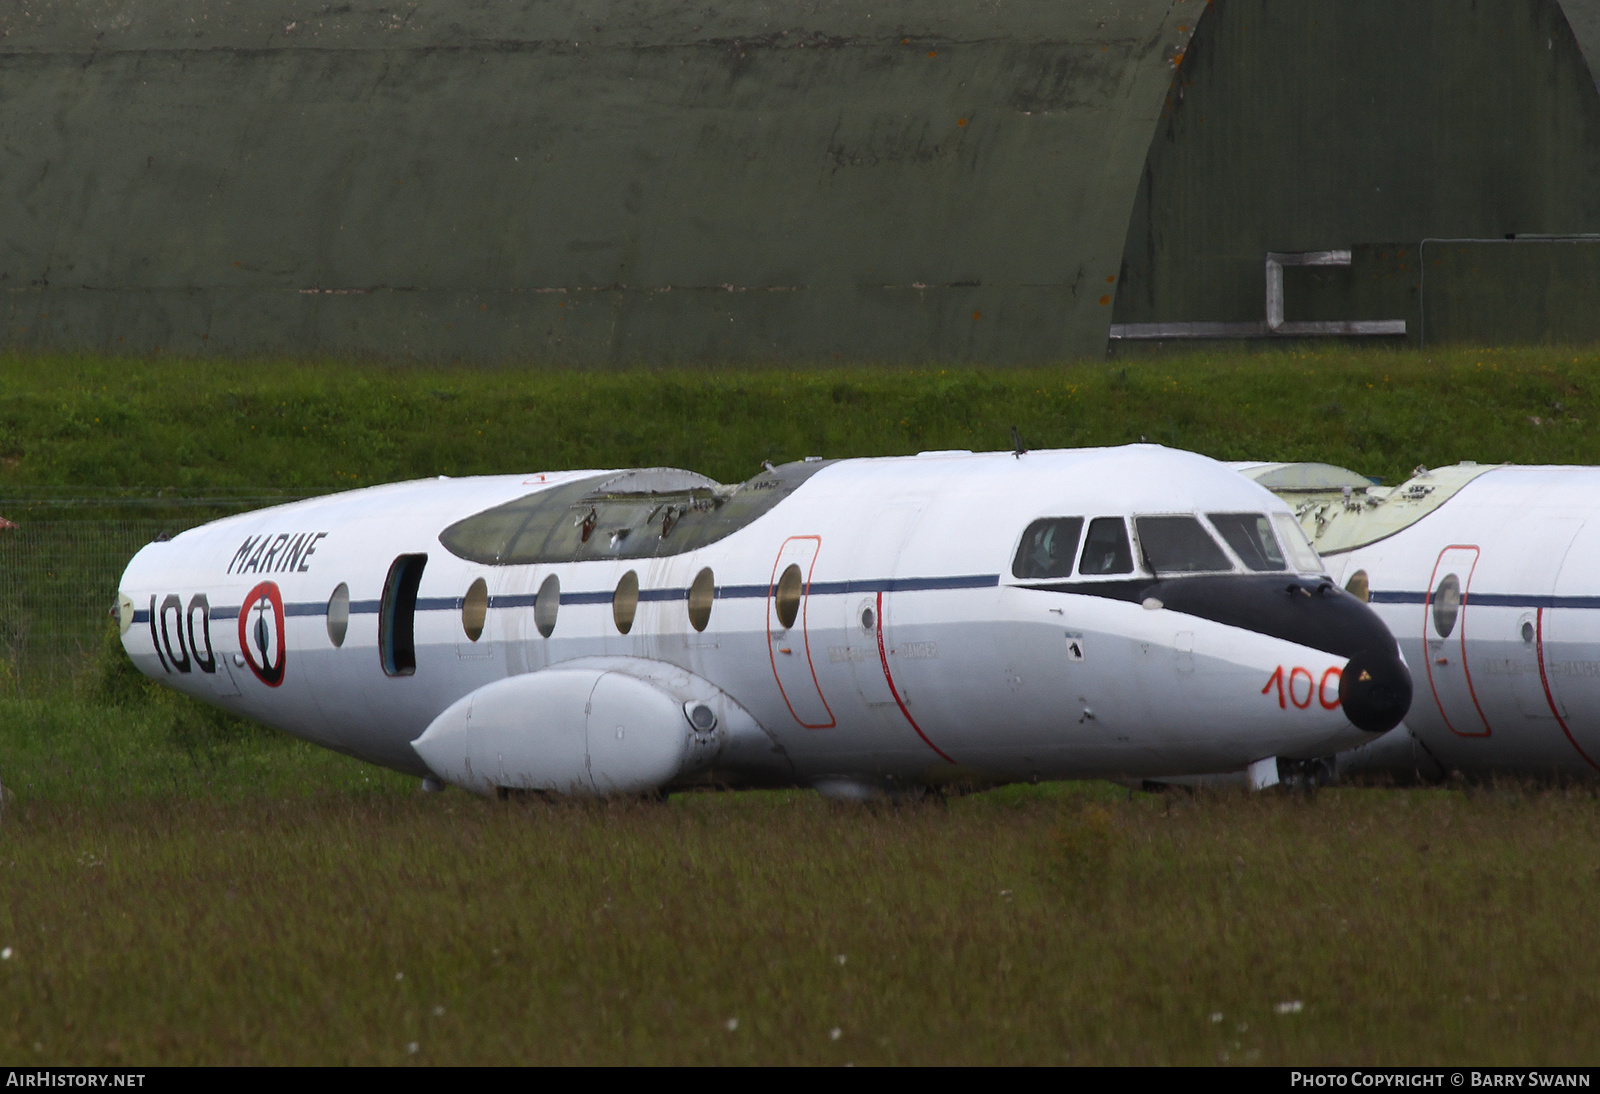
1135,516,1233,574
1272,513,1326,573
1078,517,1134,575
1012,517,1084,579
1207,512,1287,572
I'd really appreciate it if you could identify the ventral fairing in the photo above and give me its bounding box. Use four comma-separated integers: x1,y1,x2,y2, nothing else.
1245,460,1600,782
117,446,1410,800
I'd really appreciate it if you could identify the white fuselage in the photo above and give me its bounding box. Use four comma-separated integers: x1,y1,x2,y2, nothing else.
118,446,1400,795
1311,466,1600,780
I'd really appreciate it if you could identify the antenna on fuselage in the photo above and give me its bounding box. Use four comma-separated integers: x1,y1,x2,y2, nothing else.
1011,426,1027,459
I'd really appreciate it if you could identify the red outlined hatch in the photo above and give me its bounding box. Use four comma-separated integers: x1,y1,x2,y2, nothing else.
1423,545,1490,737
1534,607,1600,771
873,590,955,764
766,536,836,728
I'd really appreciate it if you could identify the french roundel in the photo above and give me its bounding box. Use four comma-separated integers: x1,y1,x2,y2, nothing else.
238,581,286,687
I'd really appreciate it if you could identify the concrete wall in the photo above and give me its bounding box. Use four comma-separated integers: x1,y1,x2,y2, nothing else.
11,1,1600,363
0,1,1200,364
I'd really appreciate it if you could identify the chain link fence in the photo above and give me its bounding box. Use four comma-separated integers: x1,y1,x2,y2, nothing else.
0,521,195,694
0,493,315,696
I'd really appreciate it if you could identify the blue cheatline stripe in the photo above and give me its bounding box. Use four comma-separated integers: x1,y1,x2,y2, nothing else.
819,574,1000,594
720,574,1001,599
1464,593,1600,609
248,598,377,617
144,575,1004,626
138,581,1600,626
1370,590,1600,610
560,591,613,606
1368,591,1427,605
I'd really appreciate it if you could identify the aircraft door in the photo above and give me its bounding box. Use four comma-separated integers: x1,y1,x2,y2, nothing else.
1423,546,1490,737
1509,520,1582,721
380,554,428,677
843,502,926,715
767,536,835,728
1538,522,1600,770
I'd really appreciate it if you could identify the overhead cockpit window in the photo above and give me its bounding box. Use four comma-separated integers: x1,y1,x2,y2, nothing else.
1207,513,1288,572
1135,516,1233,574
1271,513,1326,574
1078,517,1134,575
439,460,834,567
1012,517,1084,579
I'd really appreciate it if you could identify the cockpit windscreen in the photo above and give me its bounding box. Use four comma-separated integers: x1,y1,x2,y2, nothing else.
1272,513,1326,573
1207,512,1287,572
1078,517,1134,575
1135,516,1233,573
1013,518,1085,579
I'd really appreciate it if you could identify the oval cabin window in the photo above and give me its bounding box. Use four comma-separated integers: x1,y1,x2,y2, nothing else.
461,577,488,642
688,567,715,632
534,574,560,638
774,563,803,629
614,570,640,634
1432,573,1461,639
326,582,350,648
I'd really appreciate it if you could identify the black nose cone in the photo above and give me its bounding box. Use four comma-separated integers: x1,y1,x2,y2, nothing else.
1339,648,1413,733
1142,574,1413,733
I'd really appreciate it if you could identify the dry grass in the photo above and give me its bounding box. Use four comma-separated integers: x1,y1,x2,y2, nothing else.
2,781,1598,1065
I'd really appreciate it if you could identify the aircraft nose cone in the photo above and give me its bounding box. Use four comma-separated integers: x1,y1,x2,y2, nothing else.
1143,574,1413,734
1339,647,1413,733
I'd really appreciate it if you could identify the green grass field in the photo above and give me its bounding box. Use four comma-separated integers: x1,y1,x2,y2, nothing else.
4,346,1600,1064
3,343,1600,494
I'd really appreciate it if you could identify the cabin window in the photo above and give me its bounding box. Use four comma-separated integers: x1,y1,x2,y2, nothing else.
1078,517,1135,576
326,583,350,647
1345,570,1370,602
535,574,560,638
688,567,715,632
1136,516,1232,574
774,563,803,629
461,577,488,642
1012,517,1084,579
1207,513,1287,572
1272,514,1325,573
1432,573,1461,638
380,554,427,677
614,570,640,634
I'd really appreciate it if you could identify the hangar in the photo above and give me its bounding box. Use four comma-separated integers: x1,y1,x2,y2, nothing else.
3,0,1599,364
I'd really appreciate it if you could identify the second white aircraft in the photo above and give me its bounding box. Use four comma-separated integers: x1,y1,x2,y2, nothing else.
1245,460,1600,781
